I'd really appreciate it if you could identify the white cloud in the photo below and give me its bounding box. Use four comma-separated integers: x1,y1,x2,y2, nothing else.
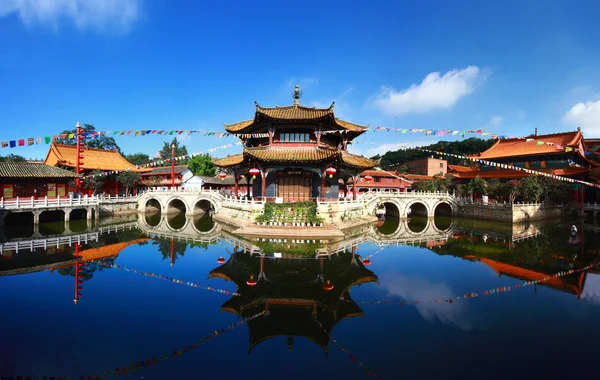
0,0,141,32
563,99,600,136
381,272,473,330
311,85,355,120
371,66,486,116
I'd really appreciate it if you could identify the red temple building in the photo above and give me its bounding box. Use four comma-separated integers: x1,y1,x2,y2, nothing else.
44,143,150,195
346,169,412,195
212,85,379,201
0,162,77,199
448,129,599,201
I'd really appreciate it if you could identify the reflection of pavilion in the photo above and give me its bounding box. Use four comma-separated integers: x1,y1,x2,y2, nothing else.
208,247,378,354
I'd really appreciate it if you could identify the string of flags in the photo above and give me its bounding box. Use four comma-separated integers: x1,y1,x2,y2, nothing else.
418,148,600,189
315,320,382,379
80,141,242,179
0,130,274,150
87,259,241,296
348,260,600,306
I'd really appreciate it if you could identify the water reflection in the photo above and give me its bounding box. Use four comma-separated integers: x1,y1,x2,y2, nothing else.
209,248,377,354
3,215,600,377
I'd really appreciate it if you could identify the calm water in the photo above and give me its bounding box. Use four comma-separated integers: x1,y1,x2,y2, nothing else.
2,213,600,379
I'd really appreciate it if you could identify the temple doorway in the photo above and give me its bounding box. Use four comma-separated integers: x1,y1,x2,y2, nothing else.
276,171,312,202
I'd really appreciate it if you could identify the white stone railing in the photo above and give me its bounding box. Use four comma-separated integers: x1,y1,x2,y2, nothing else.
0,195,99,210
141,187,221,194
583,202,600,211
222,196,264,206
97,194,139,204
0,232,100,254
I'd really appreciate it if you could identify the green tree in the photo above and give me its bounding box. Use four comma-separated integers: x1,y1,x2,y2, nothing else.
505,179,522,203
397,164,409,174
84,169,107,195
117,171,141,195
188,153,217,176
159,137,188,164
125,153,151,166
0,154,27,162
153,237,188,265
468,176,487,196
520,176,544,203
144,176,162,187
377,137,496,168
55,123,123,154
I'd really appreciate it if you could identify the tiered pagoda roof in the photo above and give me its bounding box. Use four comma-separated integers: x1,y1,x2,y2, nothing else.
224,102,368,135
213,147,379,169
208,251,378,354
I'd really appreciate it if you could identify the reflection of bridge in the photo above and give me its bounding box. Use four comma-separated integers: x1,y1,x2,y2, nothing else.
136,213,221,244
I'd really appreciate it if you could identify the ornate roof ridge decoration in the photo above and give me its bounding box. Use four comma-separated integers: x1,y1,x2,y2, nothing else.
340,151,380,169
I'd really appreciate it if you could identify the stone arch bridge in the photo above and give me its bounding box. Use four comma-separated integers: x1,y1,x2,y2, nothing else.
138,188,458,221
363,190,458,218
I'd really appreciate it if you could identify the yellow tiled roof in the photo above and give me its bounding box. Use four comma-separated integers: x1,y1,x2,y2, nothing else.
223,102,368,133
340,151,379,169
212,153,244,167
45,143,149,172
256,103,334,120
334,118,368,132
245,146,339,162
0,162,77,178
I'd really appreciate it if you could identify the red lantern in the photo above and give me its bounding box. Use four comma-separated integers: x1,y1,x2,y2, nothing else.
364,175,373,182
246,275,257,287
362,258,371,266
217,257,225,264
218,171,227,180
249,168,260,179
325,167,337,178
323,280,334,291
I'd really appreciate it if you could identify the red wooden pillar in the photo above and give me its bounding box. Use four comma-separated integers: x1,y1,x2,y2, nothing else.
234,170,239,198
261,170,267,201
114,179,118,195
320,171,326,200
352,175,358,200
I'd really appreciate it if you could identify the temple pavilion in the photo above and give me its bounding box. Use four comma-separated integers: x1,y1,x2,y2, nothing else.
212,86,379,201
208,248,378,354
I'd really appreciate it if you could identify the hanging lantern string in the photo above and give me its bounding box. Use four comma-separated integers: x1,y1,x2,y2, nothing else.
87,259,241,296
315,320,383,379
347,260,600,306
83,310,268,379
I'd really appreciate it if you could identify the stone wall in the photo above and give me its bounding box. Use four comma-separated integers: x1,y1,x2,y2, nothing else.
456,202,564,222
99,201,139,216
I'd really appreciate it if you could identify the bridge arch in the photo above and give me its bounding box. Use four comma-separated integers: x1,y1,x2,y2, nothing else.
145,198,162,214
165,214,190,232
405,200,430,218
165,196,188,215
372,200,401,218
432,200,454,216
193,198,217,215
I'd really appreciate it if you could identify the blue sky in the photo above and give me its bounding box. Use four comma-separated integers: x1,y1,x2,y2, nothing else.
2,0,600,161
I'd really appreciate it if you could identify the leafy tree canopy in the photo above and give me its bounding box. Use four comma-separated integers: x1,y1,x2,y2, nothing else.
0,154,27,162
375,137,496,168
125,153,151,166
55,123,123,154
159,137,188,164
117,171,141,195
188,153,217,177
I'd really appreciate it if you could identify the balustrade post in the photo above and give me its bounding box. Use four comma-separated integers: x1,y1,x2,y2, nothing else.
31,196,34,207
0,197,3,208
69,195,73,206
56,195,59,206
44,196,48,206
